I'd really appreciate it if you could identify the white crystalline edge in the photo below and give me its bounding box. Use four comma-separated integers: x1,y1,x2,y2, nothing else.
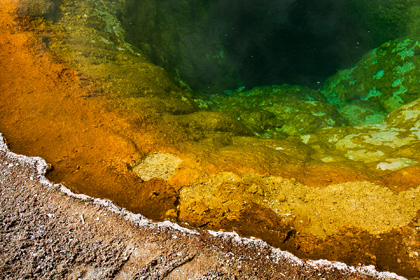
0,133,406,279
207,230,404,279
307,259,405,279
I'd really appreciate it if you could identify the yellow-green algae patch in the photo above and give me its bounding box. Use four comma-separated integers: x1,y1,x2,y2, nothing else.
132,152,183,181
306,98,420,172
179,173,420,238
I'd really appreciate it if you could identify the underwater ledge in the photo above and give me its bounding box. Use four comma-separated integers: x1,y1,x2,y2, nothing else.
2,0,420,278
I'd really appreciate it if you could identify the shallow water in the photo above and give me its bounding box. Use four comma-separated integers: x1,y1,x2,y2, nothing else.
3,0,420,277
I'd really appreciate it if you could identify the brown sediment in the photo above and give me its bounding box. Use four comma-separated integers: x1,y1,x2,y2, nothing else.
1,0,420,278
383,165,420,191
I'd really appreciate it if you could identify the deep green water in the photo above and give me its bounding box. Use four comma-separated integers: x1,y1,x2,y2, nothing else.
121,0,417,92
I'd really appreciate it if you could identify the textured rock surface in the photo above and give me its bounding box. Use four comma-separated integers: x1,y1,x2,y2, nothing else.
15,0,58,18
132,152,183,181
179,172,420,238
199,85,346,138
301,96,420,189
320,37,420,125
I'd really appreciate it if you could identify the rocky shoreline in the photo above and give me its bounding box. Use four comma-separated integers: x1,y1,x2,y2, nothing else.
0,133,405,279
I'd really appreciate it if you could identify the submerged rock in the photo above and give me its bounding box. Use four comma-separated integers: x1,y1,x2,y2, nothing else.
320,37,420,125
200,84,346,138
300,96,420,188
16,0,59,19
132,152,183,181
